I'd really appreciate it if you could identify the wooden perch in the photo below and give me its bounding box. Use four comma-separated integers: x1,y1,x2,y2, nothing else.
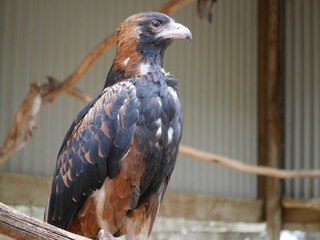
0,202,90,240
0,0,196,167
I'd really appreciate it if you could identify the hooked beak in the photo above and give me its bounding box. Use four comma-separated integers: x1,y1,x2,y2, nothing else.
157,21,192,41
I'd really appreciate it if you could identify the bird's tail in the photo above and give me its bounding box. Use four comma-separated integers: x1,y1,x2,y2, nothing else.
43,197,50,222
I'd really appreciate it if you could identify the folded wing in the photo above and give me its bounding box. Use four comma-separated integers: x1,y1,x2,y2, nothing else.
45,81,139,229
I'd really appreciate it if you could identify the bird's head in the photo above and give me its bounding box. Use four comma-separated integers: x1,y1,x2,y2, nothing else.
105,12,191,87
116,12,192,61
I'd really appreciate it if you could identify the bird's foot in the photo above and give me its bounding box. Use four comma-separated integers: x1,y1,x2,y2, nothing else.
97,229,116,240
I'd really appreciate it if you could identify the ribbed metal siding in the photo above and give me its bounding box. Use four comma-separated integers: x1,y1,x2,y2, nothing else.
284,0,320,199
0,0,258,199
167,0,258,199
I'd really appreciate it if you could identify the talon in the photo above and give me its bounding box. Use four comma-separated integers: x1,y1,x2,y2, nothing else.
97,229,116,240
126,232,136,240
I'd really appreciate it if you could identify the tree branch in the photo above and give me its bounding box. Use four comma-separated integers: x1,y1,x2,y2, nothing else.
0,202,90,240
0,83,42,166
40,35,116,107
156,0,196,14
179,144,320,178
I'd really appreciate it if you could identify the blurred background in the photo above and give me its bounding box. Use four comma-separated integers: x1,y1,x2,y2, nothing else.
0,0,319,239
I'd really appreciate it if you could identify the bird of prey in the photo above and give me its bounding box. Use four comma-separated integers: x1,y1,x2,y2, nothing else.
44,11,192,240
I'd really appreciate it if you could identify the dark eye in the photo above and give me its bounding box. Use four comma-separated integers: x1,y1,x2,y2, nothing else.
150,20,161,29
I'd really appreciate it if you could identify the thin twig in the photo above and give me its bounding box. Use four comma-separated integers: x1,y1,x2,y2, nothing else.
47,76,93,104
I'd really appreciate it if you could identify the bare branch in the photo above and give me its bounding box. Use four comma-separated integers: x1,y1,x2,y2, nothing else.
156,0,196,14
40,35,116,106
179,144,320,179
0,83,42,167
0,202,90,240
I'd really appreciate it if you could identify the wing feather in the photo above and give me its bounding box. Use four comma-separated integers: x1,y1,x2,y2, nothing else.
46,81,139,229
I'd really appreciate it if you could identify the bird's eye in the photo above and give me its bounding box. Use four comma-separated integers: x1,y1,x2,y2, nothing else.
150,20,161,29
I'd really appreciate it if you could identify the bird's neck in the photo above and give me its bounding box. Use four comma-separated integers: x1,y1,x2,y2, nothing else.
104,42,167,88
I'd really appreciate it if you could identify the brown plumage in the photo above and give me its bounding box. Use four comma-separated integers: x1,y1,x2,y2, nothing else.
45,12,191,240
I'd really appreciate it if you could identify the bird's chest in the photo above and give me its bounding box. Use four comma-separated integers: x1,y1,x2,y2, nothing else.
136,85,182,151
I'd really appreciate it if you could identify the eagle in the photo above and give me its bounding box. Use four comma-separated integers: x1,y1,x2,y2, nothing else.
44,12,191,240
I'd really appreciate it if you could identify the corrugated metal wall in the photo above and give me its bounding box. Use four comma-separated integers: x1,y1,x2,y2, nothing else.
0,0,258,199
169,0,258,199
284,0,320,199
